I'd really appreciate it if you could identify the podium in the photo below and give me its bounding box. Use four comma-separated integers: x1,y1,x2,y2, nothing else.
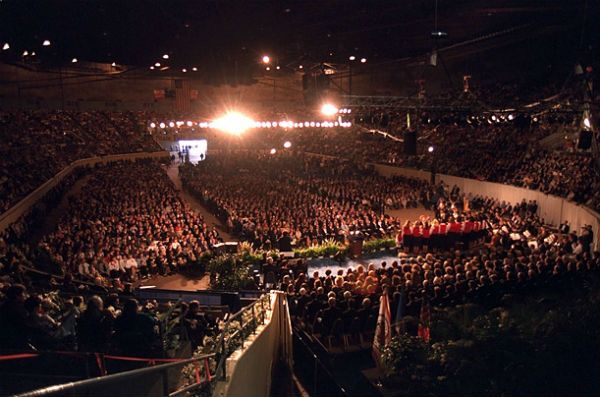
349,235,364,258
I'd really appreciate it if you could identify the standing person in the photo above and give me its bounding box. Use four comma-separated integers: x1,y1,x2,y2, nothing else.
77,296,111,352
113,299,160,357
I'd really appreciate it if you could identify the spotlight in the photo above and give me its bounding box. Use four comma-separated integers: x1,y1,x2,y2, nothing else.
2,43,9,50
321,103,339,117
491,115,497,121
508,114,514,121
298,65,303,69
162,54,169,59
155,62,161,67
186,121,193,127
276,65,280,70
42,40,51,46
150,66,155,70
192,67,198,71
283,141,292,149
584,117,591,129
31,52,36,56
22,50,28,56
262,55,270,64
71,58,78,63
349,55,356,61
360,58,367,63
213,112,253,135
428,146,434,153
159,122,166,129
150,122,156,128
169,122,175,128
182,68,187,73
112,62,116,67
266,67,270,71
270,148,277,155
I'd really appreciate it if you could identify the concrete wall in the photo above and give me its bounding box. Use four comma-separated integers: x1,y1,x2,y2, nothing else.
0,62,304,112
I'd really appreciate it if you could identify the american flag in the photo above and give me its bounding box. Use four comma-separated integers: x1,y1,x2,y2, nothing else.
372,291,392,368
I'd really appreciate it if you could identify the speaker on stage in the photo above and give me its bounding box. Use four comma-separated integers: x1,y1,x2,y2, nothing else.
403,130,417,155
577,130,593,150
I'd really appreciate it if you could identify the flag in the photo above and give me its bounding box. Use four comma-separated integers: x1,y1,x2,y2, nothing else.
153,89,165,100
174,79,191,113
393,288,405,335
418,297,431,342
372,292,392,368
190,89,199,100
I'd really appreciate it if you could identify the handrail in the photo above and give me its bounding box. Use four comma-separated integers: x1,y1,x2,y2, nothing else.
11,353,215,397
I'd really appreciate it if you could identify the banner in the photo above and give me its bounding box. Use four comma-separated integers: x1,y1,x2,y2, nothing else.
153,89,165,101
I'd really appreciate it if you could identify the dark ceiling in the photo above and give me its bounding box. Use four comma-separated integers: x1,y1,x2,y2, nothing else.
0,0,597,82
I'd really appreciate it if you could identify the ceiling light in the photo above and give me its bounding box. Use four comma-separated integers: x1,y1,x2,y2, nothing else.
42,40,51,46
150,66,155,70
22,50,28,56
162,54,169,59
2,43,9,51
349,55,356,61
360,58,367,63
298,65,303,69
270,148,277,155
192,67,197,71
266,67,270,71
31,52,36,56
111,62,116,67
155,62,161,67
276,66,280,70
182,68,187,72
71,58,78,63
262,55,270,64
283,141,292,149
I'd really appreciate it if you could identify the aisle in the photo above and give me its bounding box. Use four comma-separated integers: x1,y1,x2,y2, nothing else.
165,160,236,242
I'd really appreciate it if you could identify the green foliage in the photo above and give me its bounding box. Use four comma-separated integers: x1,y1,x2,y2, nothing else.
206,255,252,290
293,238,346,258
362,237,396,253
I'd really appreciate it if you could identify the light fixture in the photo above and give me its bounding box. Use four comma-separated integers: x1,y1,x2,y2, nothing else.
155,62,161,67
169,122,175,127
186,121,193,127
192,67,198,71
283,141,292,149
262,55,270,64
22,50,28,56
71,58,78,63
298,65,303,69
182,68,187,73
508,114,514,121
270,148,277,154
584,117,591,129
321,103,339,117
428,146,434,153
349,55,356,61
111,62,116,67
276,66,280,70
2,43,9,50
360,58,367,63
150,66,155,70
150,122,156,128
265,67,270,71
159,122,166,129
42,40,51,46
31,52,36,56
162,54,169,59
213,112,253,135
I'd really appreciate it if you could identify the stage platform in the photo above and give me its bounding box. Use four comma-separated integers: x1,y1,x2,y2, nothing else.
137,272,211,292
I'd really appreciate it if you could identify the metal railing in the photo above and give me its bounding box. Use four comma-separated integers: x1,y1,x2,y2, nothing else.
8,293,272,397
11,353,215,397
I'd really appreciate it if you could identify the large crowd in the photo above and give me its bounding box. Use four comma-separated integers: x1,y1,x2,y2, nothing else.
0,110,160,213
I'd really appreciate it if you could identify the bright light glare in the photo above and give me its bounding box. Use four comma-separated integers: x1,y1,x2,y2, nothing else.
162,54,169,59
150,122,156,128
43,40,51,46
262,55,270,64
155,62,161,67
584,117,591,129
508,114,514,120
213,112,254,135
22,50,28,56
360,58,367,63
349,55,356,61
159,122,166,129
283,141,292,149
2,43,9,50
270,148,277,155
321,103,339,117
428,146,434,153
71,58,78,63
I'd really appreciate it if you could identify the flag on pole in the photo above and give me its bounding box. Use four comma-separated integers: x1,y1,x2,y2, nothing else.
418,296,431,342
393,287,405,335
372,291,392,367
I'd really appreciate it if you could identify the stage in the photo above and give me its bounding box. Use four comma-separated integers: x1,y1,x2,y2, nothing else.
137,272,211,292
